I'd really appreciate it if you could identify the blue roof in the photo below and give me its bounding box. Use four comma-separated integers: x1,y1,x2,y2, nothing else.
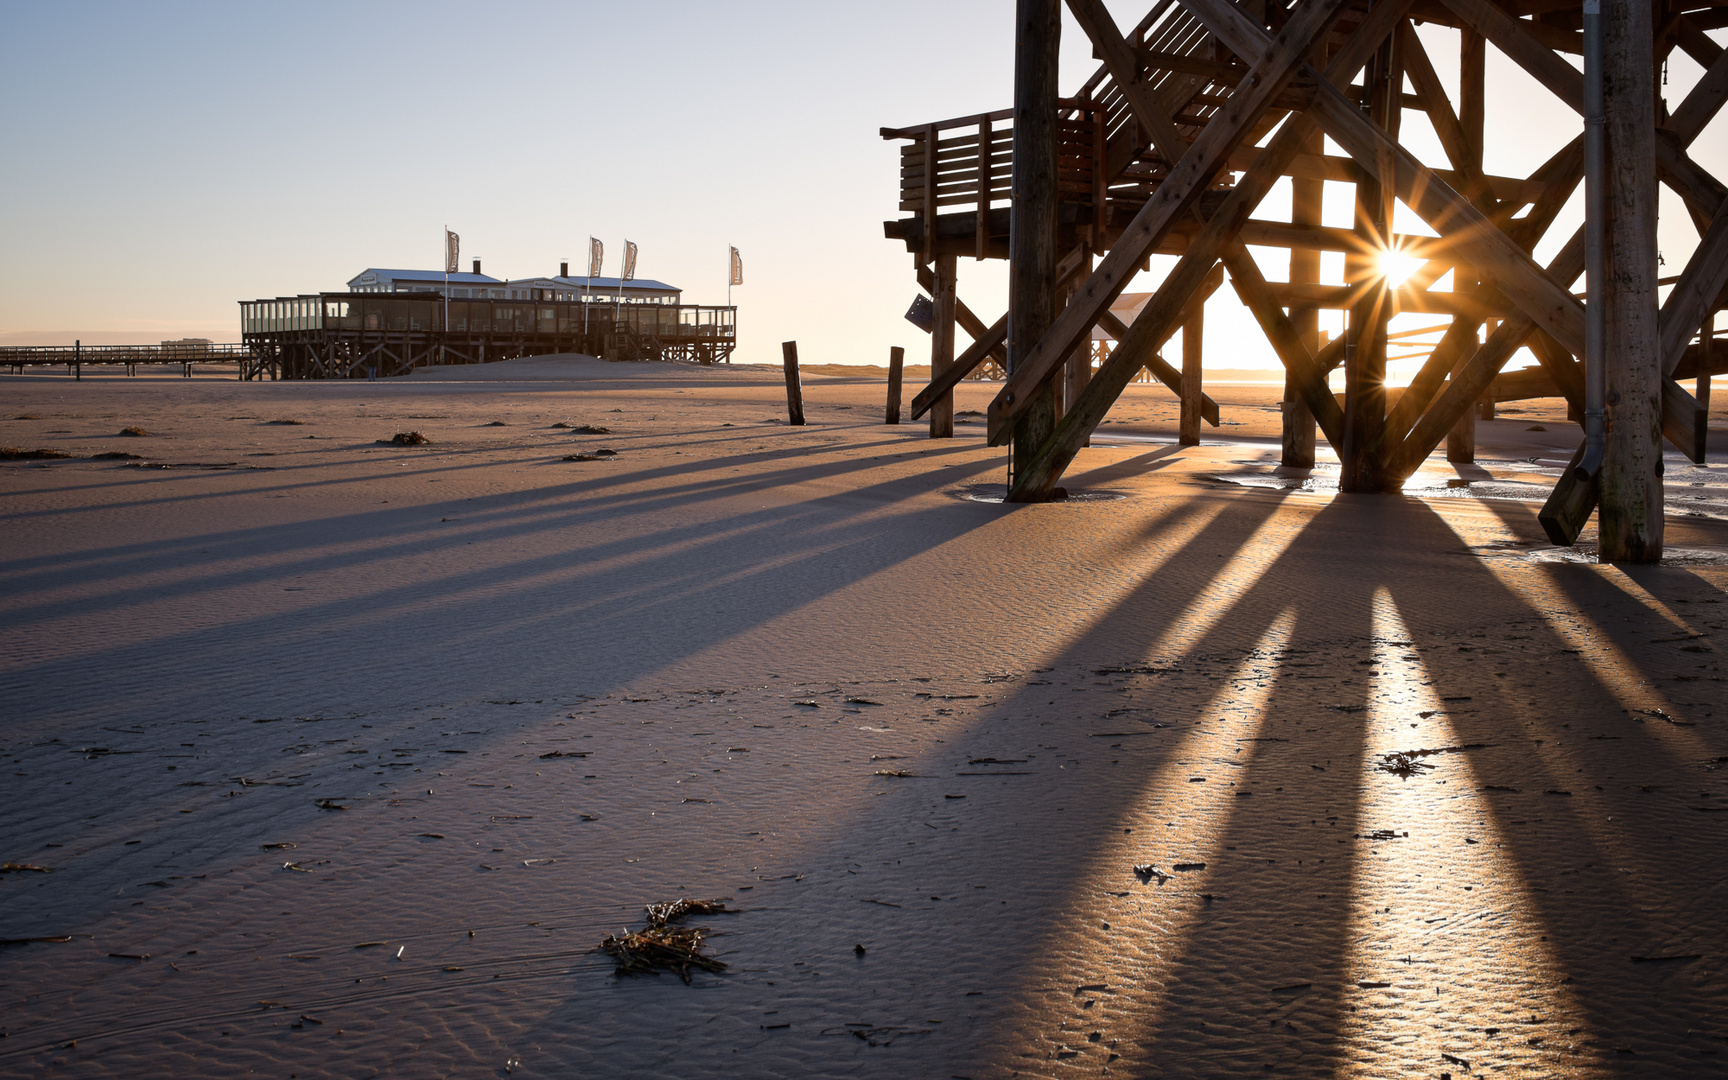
350,268,503,285
535,275,680,292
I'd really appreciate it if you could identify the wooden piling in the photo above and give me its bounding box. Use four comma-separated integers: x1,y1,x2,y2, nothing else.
1282,132,1322,468
1006,0,1060,497
1178,303,1204,446
781,341,806,426
1598,0,1662,562
886,346,905,425
930,253,958,438
1699,320,1713,419
1340,35,1398,492
1447,29,1486,464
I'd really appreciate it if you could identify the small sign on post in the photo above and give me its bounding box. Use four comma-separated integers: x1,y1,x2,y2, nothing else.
904,295,934,333
781,341,806,426
886,346,904,425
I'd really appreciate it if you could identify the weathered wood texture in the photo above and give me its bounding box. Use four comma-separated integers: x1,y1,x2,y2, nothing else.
781,341,806,427
930,253,958,439
1007,0,1062,492
886,346,905,425
1597,0,1662,562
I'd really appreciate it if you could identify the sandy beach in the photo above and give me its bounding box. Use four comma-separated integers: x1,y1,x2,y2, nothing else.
2,356,1727,1078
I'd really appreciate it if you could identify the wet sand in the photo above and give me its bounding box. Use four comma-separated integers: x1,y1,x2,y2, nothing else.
2,355,1726,1078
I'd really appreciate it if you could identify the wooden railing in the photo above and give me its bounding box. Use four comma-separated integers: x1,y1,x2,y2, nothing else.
1,343,249,368
882,1,1260,258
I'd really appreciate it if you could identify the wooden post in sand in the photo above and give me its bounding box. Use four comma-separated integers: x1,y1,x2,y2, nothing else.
1005,0,1060,494
1178,302,1204,446
1282,131,1321,468
1699,319,1713,418
781,340,806,426
1597,0,1662,562
930,253,957,438
886,346,904,424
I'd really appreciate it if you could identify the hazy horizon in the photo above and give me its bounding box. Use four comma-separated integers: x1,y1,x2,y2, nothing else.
2,2,1721,379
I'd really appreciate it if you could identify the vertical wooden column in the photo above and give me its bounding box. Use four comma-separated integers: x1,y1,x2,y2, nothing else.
1698,317,1713,419
929,253,958,438
781,341,806,426
1341,35,1398,492
1007,0,1060,497
886,345,905,425
1178,302,1205,446
1283,130,1322,468
1599,0,1663,561
1448,28,1486,464
1062,254,1094,443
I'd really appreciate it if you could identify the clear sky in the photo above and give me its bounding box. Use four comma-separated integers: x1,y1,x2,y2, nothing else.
1,2,1721,375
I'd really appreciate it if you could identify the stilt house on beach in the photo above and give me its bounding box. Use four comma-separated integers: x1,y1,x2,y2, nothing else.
887,0,1728,561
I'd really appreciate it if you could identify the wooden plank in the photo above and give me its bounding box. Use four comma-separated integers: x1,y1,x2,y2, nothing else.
1284,126,1323,467
1399,20,1486,203
781,341,806,426
1220,243,1345,448
1007,0,1063,486
992,0,1356,446
1191,0,1589,359
999,0,1411,496
1659,195,1728,379
911,313,1008,421
1667,42,1728,143
886,346,904,425
930,252,958,439
1178,293,1204,445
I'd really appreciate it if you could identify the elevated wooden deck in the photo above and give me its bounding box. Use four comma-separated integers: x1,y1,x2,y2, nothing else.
239,293,737,380
885,0,1728,558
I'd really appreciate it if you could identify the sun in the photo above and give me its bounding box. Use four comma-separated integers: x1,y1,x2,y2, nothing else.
1376,246,1426,288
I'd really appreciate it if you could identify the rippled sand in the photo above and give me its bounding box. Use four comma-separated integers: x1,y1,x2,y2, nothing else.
2,357,1725,1078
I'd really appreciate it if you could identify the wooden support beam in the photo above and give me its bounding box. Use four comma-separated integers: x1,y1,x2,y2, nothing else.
910,313,1007,421
992,0,1356,447
1450,24,1486,464
930,252,958,438
1178,293,1204,446
781,341,806,426
1398,20,1488,205
1284,126,1323,467
1095,265,1227,426
1222,243,1346,449
1000,0,1410,497
1007,0,1062,488
1192,0,1589,360
886,346,904,425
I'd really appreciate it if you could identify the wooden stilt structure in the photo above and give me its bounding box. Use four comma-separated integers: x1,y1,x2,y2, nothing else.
883,0,1728,563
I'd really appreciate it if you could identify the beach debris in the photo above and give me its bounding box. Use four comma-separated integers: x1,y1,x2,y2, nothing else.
873,769,917,778
313,798,349,811
1,935,80,947
0,447,71,460
1172,862,1207,872
484,420,508,426
562,450,617,462
551,421,573,428
538,750,589,759
571,424,612,434
89,451,142,460
119,426,152,437
601,897,731,983
13,414,39,420
282,862,310,873
379,431,430,446
1375,744,1487,779
267,419,304,425
0,862,54,874
1133,864,1170,884
854,943,867,955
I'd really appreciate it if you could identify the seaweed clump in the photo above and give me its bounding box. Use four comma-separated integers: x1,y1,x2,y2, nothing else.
600,898,730,984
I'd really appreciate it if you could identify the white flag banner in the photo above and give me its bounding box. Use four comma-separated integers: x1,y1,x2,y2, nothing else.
622,241,638,282
588,237,603,279
729,246,743,286
444,229,459,274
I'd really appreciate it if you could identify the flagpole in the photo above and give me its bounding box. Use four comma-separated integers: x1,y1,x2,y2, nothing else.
442,226,449,336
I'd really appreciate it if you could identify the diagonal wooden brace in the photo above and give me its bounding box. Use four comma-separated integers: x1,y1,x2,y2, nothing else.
987,0,1355,446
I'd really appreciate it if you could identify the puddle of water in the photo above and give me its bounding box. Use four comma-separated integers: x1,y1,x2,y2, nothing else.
957,484,1127,504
